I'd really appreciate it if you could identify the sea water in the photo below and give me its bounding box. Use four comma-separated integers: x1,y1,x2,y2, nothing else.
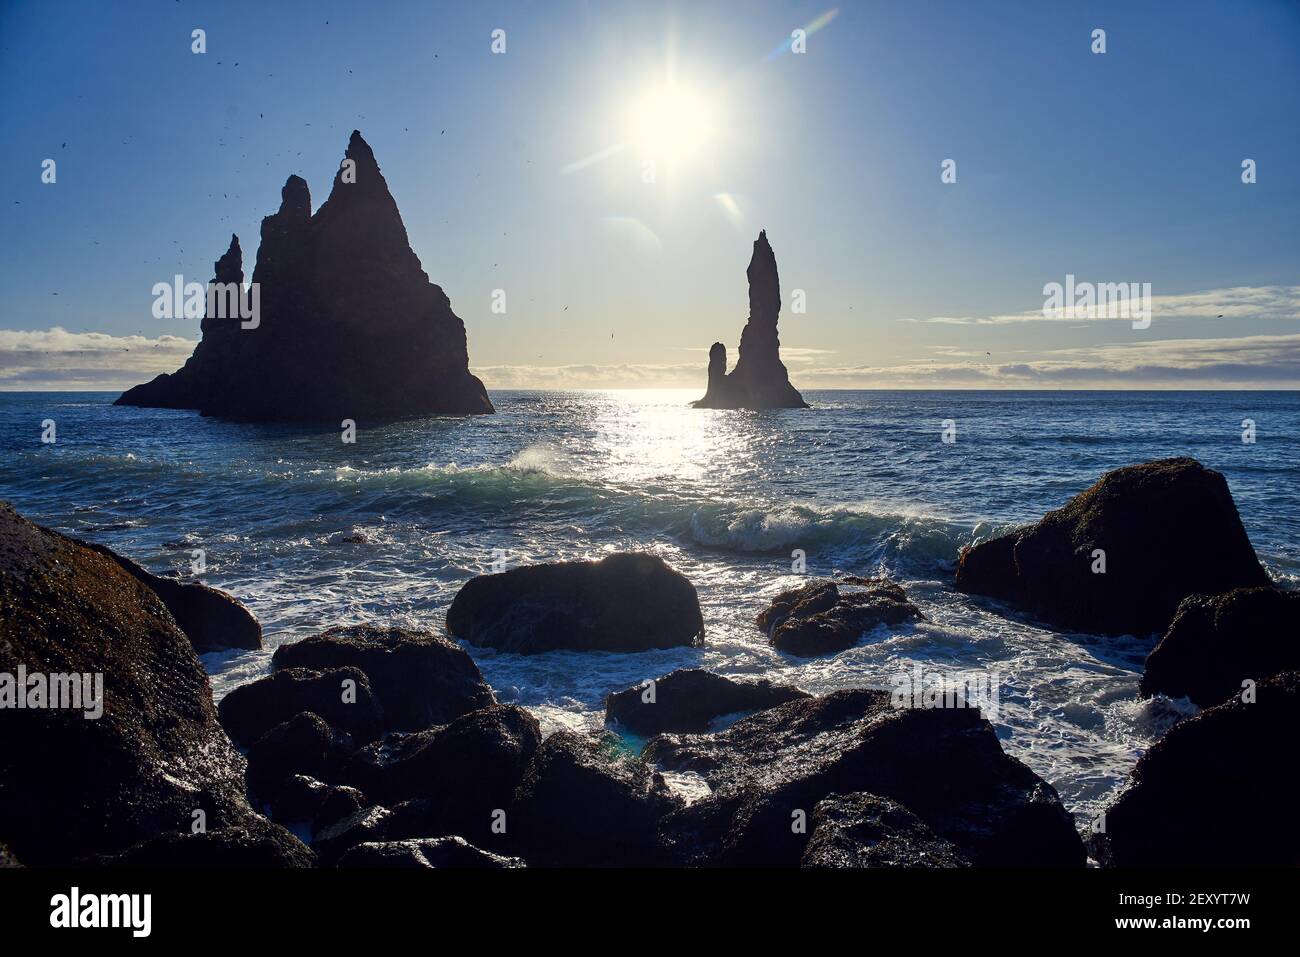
3,389,1297,824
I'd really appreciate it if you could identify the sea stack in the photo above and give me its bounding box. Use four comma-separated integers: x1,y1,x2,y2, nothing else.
692,230,808,409
117,131,494,421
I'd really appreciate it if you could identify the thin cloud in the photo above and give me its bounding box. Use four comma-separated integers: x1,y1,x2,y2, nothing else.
900,285,1300,325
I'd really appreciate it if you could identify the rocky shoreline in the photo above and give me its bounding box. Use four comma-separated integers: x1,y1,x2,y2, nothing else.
1,457,1296,868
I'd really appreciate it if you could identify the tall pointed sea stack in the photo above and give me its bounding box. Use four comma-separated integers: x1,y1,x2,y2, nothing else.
117,131,494,420
692,230,808,409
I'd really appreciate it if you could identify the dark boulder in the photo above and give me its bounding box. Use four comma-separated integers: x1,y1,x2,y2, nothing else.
217,666,382,747
311,786,370,837
605,668,810,736
0,843,20,868
1091,671,1300,867
1140,587,1300,707
757,578,923,657
344,705,541,849
511,731,683,866
116,131,493,421
692,231,808,409
245,712,356,808
311,805,395,866
0,502,306,866
956,458,1270,638
801,792,971,868
272,623,494,732
264,774,331,826
110,825,316,868
78,539,261,653
446,553,705,653
648,689,1084,867
336,837,524,869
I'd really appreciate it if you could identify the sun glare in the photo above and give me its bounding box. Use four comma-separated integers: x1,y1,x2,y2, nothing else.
624,81,717,166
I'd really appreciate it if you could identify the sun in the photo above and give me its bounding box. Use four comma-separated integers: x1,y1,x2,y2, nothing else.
623,81,717,166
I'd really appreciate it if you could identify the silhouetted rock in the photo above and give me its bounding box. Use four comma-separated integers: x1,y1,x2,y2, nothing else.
272,624,494,732
78,539,261,653
0,502,307,866
110,825,316,868
217,666,382,748
344,705,540,849
649,689,1084,867
1140,587,1300,708
956,458,1269,638
117,131,493,421
1091,671,1300,867
446,553,705,653
337,837,523,869
311,786,370,837
757,578,923,657
801,793,971,868
691,231,808,409
0,843,19,868
511,731,683,866
605,669,810,736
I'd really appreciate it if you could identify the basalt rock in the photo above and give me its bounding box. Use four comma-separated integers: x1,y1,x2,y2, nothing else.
272,624,495,732
344,704,541,849
691,230,808,410
78,540,261,653
757,578,923,657
955,458,1270,638
110,825,316,868
0,502,308,866
1091,671,1300,867
511,730,684,866
800,792,971,868
605,668,810,736
336,837,524,869
116,131,494,421
648,689,1084,867
217,666,382,748
1140,587,1300,708
245,711,357,810
446,552,705,653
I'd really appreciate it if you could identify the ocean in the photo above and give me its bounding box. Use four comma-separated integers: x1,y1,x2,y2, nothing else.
3,389,1297,825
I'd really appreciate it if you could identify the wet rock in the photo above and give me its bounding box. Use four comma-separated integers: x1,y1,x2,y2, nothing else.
0,502,306,866
1093,670,1299,867
447,552,705,653
511,731,684,866
1140,587,1300,708
110,825,316,868
336,837,524,869
344,705,541,848
78,539,261,653
649,689,1084,867
117,131,493,420
217,666,382,747
605,668,810,736
692,231,808,409
757,578,923,657
311,805,394,867
956,458,1270,638
311,786,370,837
245,712,356,808
801,792,971,868
272,623,494,732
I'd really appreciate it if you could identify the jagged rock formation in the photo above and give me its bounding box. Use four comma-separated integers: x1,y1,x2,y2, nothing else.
117,131,493,421
692,230,809,409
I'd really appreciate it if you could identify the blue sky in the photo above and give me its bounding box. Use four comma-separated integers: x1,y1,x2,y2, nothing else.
2,0,1298,390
